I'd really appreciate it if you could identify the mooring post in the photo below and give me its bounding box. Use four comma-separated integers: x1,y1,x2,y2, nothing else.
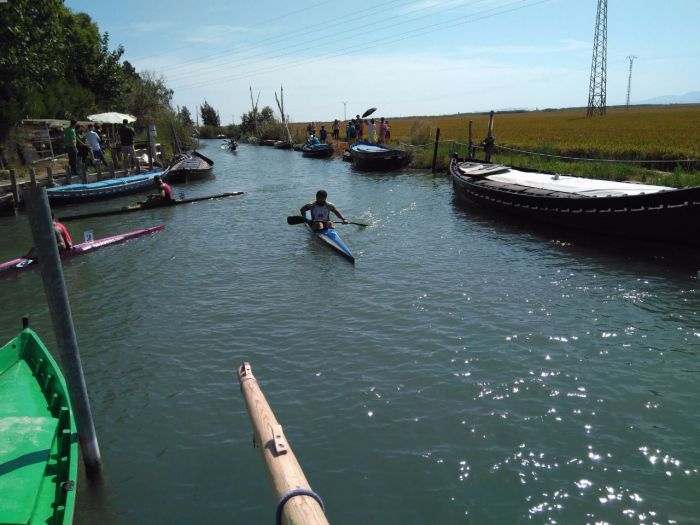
29,167,37,187
238,363,329,525
46,166,54,186
80,161,88,184
64,166,71,185
109,161,115,179
147,124,156,170
468,120,473,159
23,186,102,479
484,110,495,163
432,127,441,174
9,169,19,210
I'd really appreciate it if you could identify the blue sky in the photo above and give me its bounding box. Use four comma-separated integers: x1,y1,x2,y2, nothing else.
65,0,700,124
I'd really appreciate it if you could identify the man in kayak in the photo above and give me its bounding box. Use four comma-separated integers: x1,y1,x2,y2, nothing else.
146,175,174,204
300,190,348,231
23,212,73,259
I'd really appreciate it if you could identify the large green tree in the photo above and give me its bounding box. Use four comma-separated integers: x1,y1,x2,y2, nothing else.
0,0,130,142
200,101,220,127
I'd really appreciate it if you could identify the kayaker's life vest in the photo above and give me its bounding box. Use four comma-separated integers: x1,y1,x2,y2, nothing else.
305,201,337,222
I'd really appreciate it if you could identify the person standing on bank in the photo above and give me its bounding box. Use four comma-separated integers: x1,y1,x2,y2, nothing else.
332,119,340,141
319,125,328,143
300,190,348,231
118,119,137,174
378,117,388,144
85,124,107,167
63,120,78,177
368,118,376,143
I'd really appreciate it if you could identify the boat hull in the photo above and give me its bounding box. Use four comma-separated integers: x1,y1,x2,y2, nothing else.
166,151,214,183
47,170,163,204
307,224,355,263
0,328,77,525
301,144,334,158
449,158,700,246
0,225,165,278
349,141,411,171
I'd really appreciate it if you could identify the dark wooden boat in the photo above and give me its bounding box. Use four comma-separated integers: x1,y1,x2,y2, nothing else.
166,151,214,183
301,143,334,159
449,156,700,246
273,140,293,149
46,170,163,205
59,191,244,221
259,139,277,146
342,150,353,163
349,141,411,171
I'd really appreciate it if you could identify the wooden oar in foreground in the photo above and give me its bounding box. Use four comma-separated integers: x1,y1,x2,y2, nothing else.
237,362,330,525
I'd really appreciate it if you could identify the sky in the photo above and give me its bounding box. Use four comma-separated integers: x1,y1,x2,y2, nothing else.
65,0,700,124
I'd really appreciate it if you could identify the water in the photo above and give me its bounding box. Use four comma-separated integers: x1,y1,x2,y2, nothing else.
1,141,698,524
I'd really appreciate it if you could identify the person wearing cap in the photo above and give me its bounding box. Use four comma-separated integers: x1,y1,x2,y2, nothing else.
300,190,348,231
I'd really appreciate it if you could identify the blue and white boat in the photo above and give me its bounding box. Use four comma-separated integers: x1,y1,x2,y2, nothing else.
47,170,163,205
305,212,355,263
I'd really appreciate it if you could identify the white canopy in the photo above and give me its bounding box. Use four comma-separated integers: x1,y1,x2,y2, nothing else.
87,112,136,124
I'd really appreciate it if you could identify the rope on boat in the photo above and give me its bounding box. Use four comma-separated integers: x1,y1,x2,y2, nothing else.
494,145,699,164
275,488,325,525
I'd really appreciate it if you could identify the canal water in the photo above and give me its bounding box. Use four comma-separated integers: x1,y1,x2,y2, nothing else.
1,141,698,524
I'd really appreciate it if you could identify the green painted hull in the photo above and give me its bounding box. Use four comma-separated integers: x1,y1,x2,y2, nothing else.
0,329,77,525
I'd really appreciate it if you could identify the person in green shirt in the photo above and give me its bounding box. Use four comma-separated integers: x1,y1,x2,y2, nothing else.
63,120,78,176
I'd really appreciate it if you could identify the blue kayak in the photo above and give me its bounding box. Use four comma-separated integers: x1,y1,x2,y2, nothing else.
305,222,354,263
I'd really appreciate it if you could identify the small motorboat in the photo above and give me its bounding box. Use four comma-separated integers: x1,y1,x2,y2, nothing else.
349,141,411,171
301,143,334,159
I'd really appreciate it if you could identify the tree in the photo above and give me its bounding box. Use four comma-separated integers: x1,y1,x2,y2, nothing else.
200,101,220,127
239,105,277,135
123,70,173,130
177,106,194,127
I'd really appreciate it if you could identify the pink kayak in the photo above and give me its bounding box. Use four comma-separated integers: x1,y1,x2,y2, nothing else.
0,225,165,278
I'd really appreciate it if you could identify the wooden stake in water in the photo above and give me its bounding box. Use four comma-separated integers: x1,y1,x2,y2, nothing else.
238,362,329,525
432,127,441,173
23,186,102,479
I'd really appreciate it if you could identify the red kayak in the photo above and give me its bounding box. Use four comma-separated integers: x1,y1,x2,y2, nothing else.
0,225,165,278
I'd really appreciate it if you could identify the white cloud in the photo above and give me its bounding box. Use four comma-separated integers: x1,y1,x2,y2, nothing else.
459,39,589,56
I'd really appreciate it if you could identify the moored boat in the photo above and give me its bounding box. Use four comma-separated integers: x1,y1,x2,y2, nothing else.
59,192,244,221
0,192,15,215
449,155,700,246
0,225,165,278
349,141,411,171
166,151,214,183
301,143,334,159
46,170,163,205
273,140,293,150
0,326,78,525
259,139,277,146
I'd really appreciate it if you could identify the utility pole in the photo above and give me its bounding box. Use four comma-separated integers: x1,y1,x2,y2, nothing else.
342,101,348,121
587,0,608,116
625,55,637,110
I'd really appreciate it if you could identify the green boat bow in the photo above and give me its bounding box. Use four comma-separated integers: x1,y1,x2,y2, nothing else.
0,328,77,525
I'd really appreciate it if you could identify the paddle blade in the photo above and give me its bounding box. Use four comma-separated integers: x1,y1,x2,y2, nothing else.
361,107,377,118
287,215,307,225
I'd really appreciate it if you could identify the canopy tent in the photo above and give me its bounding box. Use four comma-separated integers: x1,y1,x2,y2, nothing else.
86,112,136,124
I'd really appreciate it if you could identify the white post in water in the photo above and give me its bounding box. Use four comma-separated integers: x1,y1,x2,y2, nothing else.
238,362,329,525
23,186,102,479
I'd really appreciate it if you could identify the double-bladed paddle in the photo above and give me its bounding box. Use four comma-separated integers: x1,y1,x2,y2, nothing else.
286,215,369,227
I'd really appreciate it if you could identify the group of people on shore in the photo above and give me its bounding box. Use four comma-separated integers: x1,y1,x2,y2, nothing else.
305,116,392,145
62,118,138,177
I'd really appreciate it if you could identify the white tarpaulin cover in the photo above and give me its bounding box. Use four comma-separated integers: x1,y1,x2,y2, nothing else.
87,112,136,124
460,164,671,197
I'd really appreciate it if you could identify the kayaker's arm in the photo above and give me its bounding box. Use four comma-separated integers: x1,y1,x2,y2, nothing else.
330,205,348,224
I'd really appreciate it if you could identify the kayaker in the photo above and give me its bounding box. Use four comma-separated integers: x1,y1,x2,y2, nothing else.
300,190,348,231
23,212,73,259
146,175,174,204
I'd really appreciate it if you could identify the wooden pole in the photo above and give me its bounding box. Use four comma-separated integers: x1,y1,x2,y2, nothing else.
46,166,54,186
9,169,19,209
29,168,37,187
23,186,102,479
45,123,55,160
64,166,71,185
468,120,473,160
484,111,495,163
147,125,154,169
431,127,441,173
487,110,494,139
237,363,329,525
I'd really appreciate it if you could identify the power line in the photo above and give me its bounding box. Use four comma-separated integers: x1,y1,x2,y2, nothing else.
163,0,476,83
171,0,549,92
587,0,607,116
